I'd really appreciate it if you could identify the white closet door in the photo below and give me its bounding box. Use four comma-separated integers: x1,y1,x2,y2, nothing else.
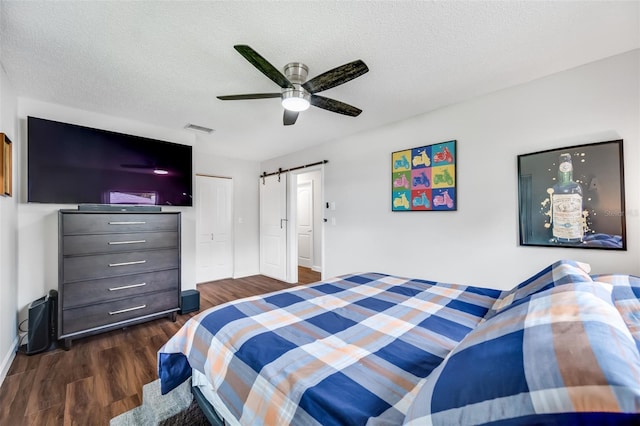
196,176,233,283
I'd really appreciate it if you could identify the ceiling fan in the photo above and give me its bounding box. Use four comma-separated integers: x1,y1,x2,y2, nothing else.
217,45,369,126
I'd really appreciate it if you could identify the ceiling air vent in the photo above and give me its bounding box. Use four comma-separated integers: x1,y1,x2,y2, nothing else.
184,123,215,134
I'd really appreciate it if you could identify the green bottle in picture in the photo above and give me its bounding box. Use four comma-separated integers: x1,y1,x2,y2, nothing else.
552,153,583,243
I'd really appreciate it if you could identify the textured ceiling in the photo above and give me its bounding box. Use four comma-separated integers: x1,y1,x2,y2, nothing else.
0,1,638,162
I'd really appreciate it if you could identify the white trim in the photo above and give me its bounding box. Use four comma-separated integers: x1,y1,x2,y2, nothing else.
286,172,297,283
0,336,19,387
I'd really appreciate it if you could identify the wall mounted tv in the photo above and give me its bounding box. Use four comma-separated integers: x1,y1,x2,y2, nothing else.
28,116,193,206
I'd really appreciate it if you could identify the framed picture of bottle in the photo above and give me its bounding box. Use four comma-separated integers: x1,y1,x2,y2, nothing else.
517,139,626,250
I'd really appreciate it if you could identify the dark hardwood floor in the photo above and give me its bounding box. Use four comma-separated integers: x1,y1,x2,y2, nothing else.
0,267,321,425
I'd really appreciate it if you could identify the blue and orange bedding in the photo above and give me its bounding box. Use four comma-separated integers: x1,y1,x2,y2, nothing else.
158,272,499,424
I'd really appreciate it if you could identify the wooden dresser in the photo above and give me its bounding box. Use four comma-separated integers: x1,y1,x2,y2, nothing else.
58,210,181,349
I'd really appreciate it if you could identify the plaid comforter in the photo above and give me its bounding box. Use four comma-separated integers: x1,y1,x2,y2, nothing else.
158,272,500,425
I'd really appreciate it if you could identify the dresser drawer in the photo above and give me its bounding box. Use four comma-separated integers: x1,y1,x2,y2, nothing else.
62,269,179,308
63,231,178,255
62,289,179,335
62,213,178,235
63,249,179,282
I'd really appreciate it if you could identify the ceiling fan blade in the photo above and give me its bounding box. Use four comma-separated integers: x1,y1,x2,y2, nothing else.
283,110,299,126
310,95,362,117
217,93,281,100
302,59,369,93
234,45,293,89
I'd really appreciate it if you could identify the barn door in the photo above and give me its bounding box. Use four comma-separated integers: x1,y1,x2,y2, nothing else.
259,174,287,281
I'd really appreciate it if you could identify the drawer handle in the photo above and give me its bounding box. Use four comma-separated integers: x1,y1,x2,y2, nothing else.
108,260,147,267
109,305,146,315
108,221,147,225
108,240,147,245
108,282,147,291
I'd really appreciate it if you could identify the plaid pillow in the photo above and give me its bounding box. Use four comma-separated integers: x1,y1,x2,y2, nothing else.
591,274,640,349
404,281,640,425
483,260,592,321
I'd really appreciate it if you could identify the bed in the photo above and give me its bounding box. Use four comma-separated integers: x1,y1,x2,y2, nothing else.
158,260,640,425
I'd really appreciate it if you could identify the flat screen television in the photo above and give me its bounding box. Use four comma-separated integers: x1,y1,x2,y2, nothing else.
28,116,193,206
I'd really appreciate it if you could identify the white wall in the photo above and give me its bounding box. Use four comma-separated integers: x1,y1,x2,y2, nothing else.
0,55,19,385
262,49,640,290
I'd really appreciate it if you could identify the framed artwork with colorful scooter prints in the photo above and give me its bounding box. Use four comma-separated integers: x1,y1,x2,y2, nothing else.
391,140,456,211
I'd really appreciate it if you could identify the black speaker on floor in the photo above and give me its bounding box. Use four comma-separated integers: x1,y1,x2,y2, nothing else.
20,290,58,355
180,289,200,314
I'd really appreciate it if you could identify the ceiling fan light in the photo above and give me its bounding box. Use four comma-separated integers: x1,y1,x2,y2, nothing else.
153,168,169,175
282,97,310,112
282,88,310,112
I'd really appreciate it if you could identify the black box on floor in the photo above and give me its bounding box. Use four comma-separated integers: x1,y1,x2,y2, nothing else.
180,289,200,314
20,289,58,355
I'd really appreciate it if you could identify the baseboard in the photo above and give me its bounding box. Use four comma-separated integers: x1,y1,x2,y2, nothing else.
233,269,260,279
0,336,19,387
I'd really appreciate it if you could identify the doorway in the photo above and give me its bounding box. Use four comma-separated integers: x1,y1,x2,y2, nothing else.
259,165,324,284
297,181,313,268
295,170,322,276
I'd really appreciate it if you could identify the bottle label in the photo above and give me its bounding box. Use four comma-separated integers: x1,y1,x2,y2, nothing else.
552,193,583,240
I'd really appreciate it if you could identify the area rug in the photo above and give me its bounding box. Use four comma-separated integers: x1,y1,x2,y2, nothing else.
157,399,209,426
110,378,208,425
